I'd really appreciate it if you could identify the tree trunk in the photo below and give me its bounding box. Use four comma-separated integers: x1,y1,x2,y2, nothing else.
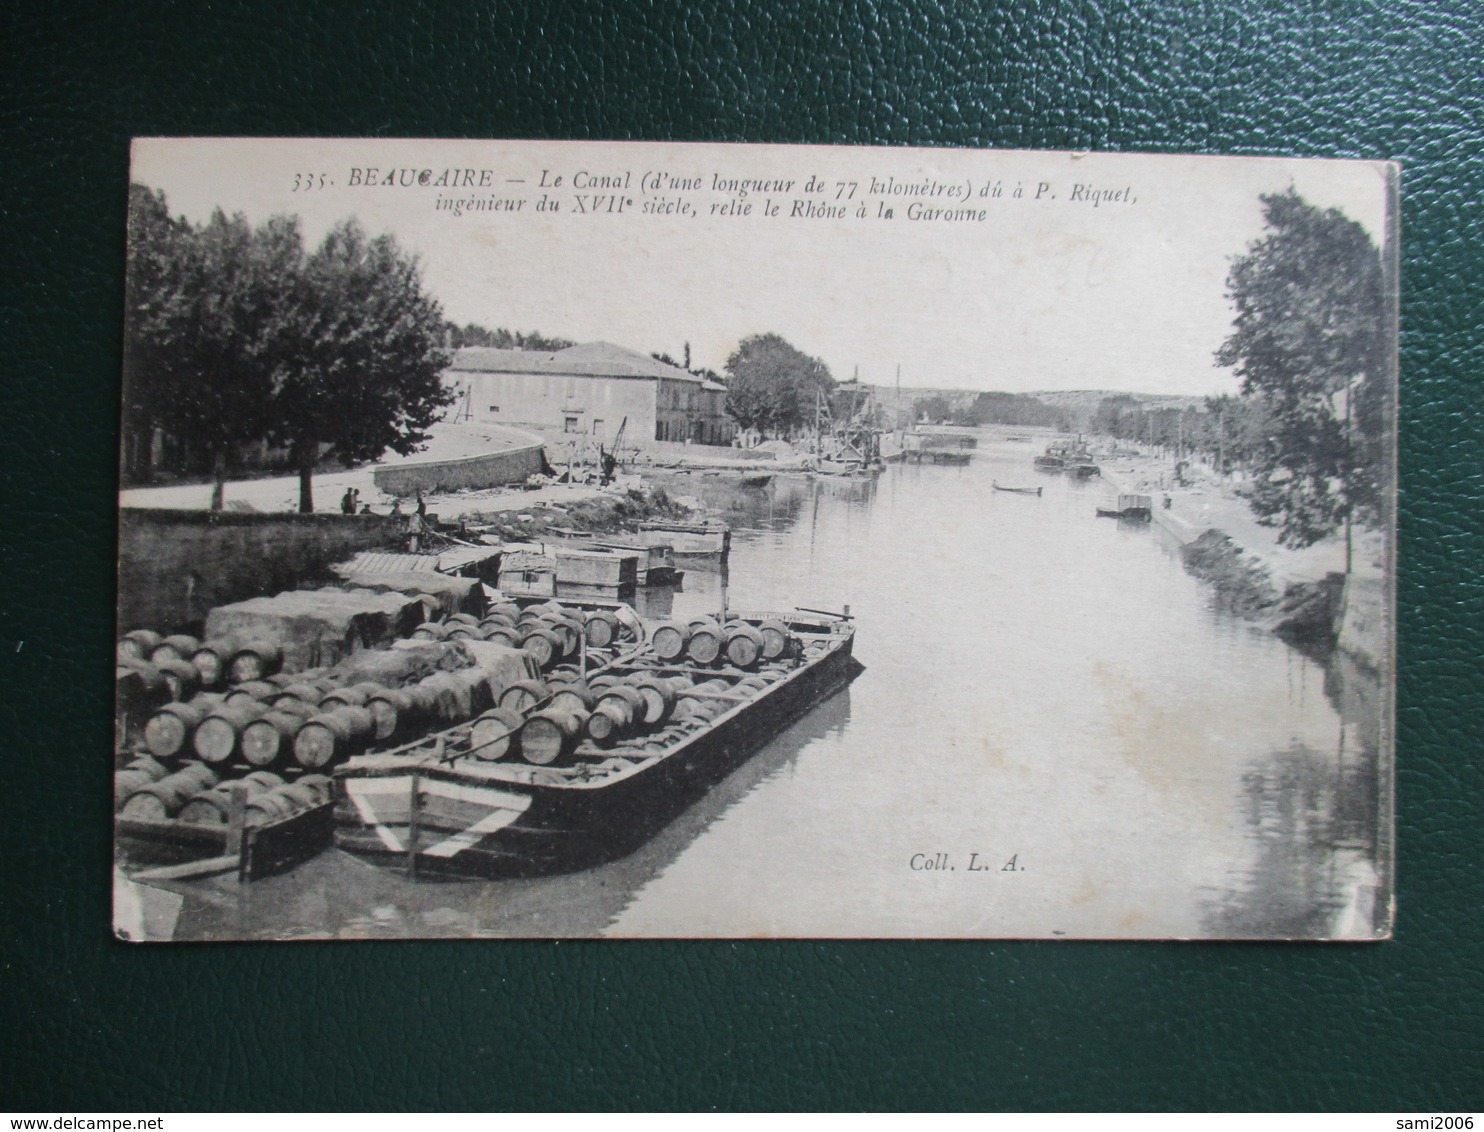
294,436,317,513
210,446,226,512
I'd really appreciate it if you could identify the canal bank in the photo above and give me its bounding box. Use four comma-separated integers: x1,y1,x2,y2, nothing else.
1098,460,1386,674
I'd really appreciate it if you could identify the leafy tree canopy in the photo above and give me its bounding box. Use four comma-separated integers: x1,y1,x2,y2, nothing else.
123,185,452,511
1216,187,1388,548
723,333,833,435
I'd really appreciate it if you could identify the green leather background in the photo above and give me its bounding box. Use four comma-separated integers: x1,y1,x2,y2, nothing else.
3,0,1480,1111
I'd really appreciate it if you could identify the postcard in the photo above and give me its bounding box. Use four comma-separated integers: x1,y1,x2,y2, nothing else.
113,138,1396,940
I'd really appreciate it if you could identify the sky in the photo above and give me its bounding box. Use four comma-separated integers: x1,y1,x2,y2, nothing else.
131,138,1393,397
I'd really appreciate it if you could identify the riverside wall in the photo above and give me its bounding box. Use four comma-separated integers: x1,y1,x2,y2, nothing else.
372,443,546,496
118,508,403,633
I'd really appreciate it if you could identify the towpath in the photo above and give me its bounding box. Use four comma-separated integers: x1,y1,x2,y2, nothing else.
118,421,611,517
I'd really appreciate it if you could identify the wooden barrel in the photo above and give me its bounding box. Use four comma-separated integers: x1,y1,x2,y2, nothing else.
674,679,731,722
118,763,221,821
544,614,585,658
469,707,525,761
153,657,201,701
651,621,690,662
276,782,324,813
318,681,380,710
114,755,170,809
483,625,522,648
122,754,169,779
149,633,201,665
269,698,318,723
192,700,270,764
629,676,678,725
445,624,481,640
240,710,305,767
271,683,324,709
188,640,234,688
583,610,621,648
518,624,562,668
177,772,281,824
232,679,281,701
548,682,596,714
519,707,589,766
587,686,647,745
364,687,414,741
292,705,374,769
411,621,450,641
244,791,296,827
480,613,516,632
489,602,522,621
297,774,334,804
174,761,221,792
685,618,725,665
227,642,283,683
757,619,791,660
118,629,164,662
143,699,217,759
584,700,630,745
447,612,482,628
499,678,549,714
117,659,171,704
724,623,766,669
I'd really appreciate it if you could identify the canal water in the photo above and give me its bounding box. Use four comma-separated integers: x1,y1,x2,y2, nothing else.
173,432,1388,940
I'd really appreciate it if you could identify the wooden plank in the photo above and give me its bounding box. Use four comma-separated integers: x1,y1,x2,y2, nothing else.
131,854,240,883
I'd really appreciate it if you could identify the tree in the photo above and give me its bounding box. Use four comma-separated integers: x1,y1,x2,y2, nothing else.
1216,188,1388,554
123,188,292,504
723,334,834,436
268,220,453,512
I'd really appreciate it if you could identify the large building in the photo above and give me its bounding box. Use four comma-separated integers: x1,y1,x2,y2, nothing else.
446,342,734,445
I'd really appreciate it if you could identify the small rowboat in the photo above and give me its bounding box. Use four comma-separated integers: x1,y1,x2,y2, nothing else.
992,482,1042,496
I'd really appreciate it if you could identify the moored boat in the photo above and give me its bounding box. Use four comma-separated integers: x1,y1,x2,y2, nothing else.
332,607,860,876
634,520,731,561
1034,438,1100,477
992,482,1042,496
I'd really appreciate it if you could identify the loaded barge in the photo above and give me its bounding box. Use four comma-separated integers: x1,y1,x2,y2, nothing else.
114,586,859,883
334,607,860,876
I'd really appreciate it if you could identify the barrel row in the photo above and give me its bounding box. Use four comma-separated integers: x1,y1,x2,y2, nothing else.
461,662,787,769
650,616,797,669
139,661,514,771
117,762,333,828
118,631,285,691
409,601,632,669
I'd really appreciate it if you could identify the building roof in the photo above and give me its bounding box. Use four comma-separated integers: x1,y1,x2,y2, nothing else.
449,341,710,384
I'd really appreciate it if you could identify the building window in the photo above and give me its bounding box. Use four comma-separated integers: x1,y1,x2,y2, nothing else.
488,405,499,413
656,422,664,441
592,419,604,436
564,416,580,433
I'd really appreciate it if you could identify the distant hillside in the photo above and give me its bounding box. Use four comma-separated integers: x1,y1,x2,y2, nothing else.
1027,390,1206,431
863,385,1208,430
